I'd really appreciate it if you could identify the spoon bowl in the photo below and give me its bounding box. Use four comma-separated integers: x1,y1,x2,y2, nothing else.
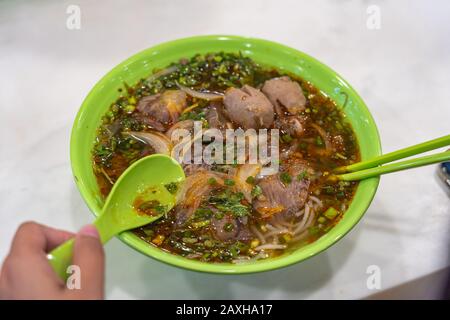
48,154,185,279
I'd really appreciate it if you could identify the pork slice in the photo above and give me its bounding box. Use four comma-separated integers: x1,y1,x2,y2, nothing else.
223,85,274,129
262,76,306,115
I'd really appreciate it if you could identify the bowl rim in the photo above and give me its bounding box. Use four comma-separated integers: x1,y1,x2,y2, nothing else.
71,34,381,274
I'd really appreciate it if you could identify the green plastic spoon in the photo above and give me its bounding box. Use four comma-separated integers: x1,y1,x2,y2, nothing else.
47,154,185,280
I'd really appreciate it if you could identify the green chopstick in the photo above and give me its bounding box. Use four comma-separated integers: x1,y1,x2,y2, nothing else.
334,134,450,181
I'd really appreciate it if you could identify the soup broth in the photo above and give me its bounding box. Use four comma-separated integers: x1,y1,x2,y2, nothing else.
92,52,359,263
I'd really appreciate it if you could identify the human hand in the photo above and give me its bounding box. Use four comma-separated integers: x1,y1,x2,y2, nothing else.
0,222,105,299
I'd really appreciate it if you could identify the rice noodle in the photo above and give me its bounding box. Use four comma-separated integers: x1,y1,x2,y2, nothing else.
295,208,305,217
291,230,310,242
299,207,316,234
265,224,278,232
186,253,202,259
250,225,266,244
264,228,290,238
232,252,268,264
279,220,294,228
246,196,321,253
254,244,287,251
273,222,286,230
309,195,323,207
293,203,311,235
232,257,251,264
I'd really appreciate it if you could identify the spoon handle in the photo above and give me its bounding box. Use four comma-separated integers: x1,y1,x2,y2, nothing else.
47,214,117,280
47,239,75,280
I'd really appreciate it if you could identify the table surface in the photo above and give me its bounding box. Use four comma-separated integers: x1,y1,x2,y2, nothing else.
1,0,449,299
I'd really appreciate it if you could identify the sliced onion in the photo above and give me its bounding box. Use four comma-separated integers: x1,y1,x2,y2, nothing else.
170,124,204,163
176,81,224,101
310,123,332,152
147,65,178,83
165,119,195,139
124,131,172,155
176,171,225,217
234,164,262,202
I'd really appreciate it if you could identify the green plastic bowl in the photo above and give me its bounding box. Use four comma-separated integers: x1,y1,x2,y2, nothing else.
71,35,381,274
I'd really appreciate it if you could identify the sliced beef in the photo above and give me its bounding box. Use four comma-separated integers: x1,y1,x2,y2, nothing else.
205,101,232,132
262,76,306,115
182,163,212,176
253,161,313,217
223,85,274,129
136,90,187,128
274,115,308,138
131,113,166,132
211,214,252,242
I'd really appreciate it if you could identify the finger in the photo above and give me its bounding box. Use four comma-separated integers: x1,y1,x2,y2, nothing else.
10,222,75,255
71,225,104,299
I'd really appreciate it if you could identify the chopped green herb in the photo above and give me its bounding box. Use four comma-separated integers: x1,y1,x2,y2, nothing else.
137,200,159,211
336,191,345,199
143,229,154,237
136,200,167,216
124,104,136,113
308,226,320,235
204,240,215,248
179,110,206,121
317,216,326,224
245,176,256,185
154,205,167,215
316,136,324,147
324,207,339,220
282,134,293,143
207,177,217,185
297,171,308,181
223,223,234,232
280,172,292,185
164,182,179,194
214,212,224,220
323,185,335,195
182,237,198,244
335,152,347,160
209,190,250,217
194,208,213,219
251,185,262,198
224,179,235,186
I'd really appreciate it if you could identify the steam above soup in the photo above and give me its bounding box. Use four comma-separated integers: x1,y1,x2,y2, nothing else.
93,52,359,263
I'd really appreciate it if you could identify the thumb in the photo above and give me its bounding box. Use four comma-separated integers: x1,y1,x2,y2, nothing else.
71,224,105,299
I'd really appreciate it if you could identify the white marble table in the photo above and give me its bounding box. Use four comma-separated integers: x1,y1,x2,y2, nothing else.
1,0,449,299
